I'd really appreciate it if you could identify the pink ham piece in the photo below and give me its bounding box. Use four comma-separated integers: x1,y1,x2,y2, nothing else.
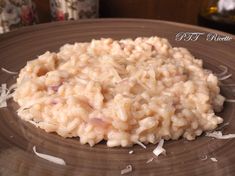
88,118,109,129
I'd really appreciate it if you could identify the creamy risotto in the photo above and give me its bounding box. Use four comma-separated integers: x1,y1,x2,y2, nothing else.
13,36,225,147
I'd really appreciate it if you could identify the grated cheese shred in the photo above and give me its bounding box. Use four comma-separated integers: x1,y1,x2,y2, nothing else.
33,146,66,165
225,99,235,103
210,157,218,162
121,165,133,175
153,139,166,157
1,68,18,75
199,155,208,161
218,73,232,81
136,141,147,149
0,83,7,108
206,131,235,139
0,83,16,108
216,65,228,77
146,157,154,164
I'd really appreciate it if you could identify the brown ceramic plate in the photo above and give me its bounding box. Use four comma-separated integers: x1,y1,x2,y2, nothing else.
0,19,235,176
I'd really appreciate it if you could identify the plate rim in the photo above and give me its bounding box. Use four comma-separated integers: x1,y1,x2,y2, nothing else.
0,18,234,41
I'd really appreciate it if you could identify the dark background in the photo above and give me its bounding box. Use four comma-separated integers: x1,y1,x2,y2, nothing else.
35,0,204,25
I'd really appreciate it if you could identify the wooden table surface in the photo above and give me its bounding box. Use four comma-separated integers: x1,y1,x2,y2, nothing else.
100,0,203,25
35,0,203,25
